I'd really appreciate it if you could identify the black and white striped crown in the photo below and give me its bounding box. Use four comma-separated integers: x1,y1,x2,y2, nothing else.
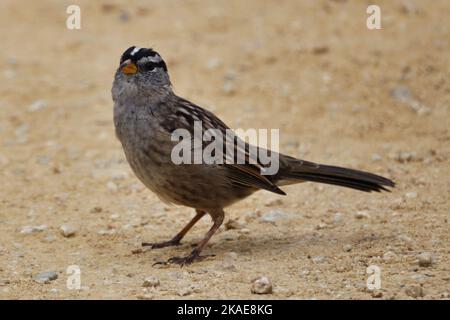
120,46,167,71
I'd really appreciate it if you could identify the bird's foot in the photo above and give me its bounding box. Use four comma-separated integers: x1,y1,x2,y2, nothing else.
142,239,181,249
154,250,215,267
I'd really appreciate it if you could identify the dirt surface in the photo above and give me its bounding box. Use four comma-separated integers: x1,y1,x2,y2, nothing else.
0,0,449,300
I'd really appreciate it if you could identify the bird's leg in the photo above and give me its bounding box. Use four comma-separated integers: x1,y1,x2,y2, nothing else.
142,210,206,249
168,209,224,266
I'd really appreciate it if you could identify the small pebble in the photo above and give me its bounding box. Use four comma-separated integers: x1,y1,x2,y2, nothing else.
43,235,56,243
224,219,244,230
395,151,417,163
118,10,130,22
398,234,413,243
312,46,329,55
222,252,238,271
177,287,193,296
222,81,236,95
383,251,398,262
405,192,418,199
106,181,118,191
90,206,103,213
239,228,250,234
333,212,344,224
60,225,78,238
405,285,424,298
264,198,283,207
251,277,273,294
20,225,47,234
28,100,48,112
206,58,221,70
137,293,154,300
355,210,370,219
391,85,412,101
142,276,160,288
109,213,120,220
111,171,129,180
315,223,328,230
371,290,383,298
98,229,116,236
260,211,288,222
417,252,433,267
312,256,325,264
34,271,58,284
371,154,382,162
343,244,353,252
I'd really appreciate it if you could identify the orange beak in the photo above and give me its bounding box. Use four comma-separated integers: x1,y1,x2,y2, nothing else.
120,59,137,74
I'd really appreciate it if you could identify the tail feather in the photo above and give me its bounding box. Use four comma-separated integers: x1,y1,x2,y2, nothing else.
280,160,395,193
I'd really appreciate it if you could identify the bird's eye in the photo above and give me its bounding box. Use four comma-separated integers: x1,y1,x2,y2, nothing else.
141,62,157,72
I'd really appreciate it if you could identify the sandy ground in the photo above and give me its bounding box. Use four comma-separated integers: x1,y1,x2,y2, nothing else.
0,0,449,300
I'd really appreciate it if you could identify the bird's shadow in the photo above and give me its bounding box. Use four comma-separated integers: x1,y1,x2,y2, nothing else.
141,229,396,265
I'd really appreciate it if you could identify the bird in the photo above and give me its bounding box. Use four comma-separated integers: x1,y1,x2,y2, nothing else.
112,46,395,265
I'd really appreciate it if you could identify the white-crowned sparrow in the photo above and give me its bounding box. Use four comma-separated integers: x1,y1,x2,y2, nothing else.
112,46,395,265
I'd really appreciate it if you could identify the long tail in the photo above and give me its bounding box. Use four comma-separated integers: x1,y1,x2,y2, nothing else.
279,158,395,193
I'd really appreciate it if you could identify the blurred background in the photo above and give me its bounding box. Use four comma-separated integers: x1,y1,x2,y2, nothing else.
0,0,448,299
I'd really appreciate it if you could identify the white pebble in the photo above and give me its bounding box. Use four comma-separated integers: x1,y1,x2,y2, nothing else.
20,225,47,234
251,276,273,294
28,100,48,112
355,210,370,219
312,256,325,264
405,192,418,199
417,252,433,267
260,210,288,222
142,276,160,288
60,225,78,238
333,212,344,224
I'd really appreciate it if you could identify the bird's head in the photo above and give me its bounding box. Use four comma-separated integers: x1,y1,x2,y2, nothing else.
113,46,171,100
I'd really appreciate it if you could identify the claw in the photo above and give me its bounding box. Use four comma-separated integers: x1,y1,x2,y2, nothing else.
164,251,215,267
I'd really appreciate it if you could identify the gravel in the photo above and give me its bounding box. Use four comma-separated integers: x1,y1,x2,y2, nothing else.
28,100,48,112
312,256,325,264
20,225,47,234
60,225,78,238
371,154,382,162
391,85,431,115
221,252,238,271
251,277,273,294
333,212,344,224
355,211,370,219
224,219,244,230
142,276,160,288
343,244,353,252
260,210,288,222
405,192,418,199
371,290,383,298
34,271,58,284
383,251,398,263
264,198,283,207
417,252,433,267
177,286,196,296
222,81,236,95
405,285,424,298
